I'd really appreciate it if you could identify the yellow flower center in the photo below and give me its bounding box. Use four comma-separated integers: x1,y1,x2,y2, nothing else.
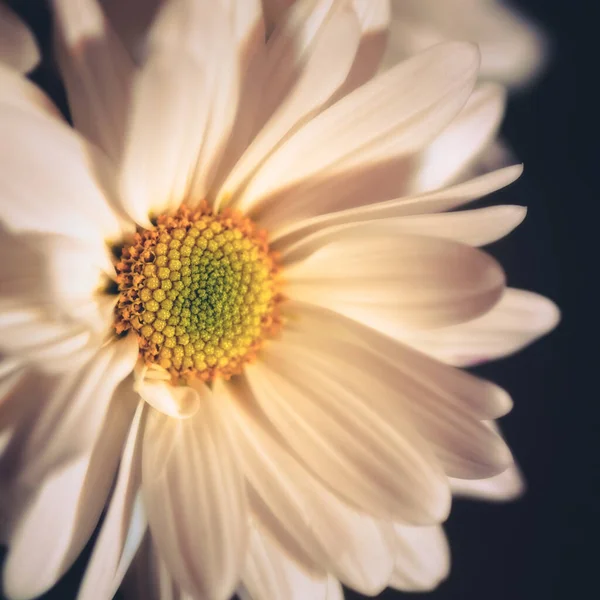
115,204,281,383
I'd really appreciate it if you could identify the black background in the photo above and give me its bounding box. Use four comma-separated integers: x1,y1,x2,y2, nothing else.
3,0,597,599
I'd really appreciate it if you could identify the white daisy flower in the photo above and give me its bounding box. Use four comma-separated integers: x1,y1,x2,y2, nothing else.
0,2,39,73
0,1,559,599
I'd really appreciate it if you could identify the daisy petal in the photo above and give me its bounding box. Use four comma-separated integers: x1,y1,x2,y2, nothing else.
244,342,450,524
336,0,391,95
400,288,560,367
0,3,39,73
389,524,450,591
142,396,248,599
2,335,138,489
0,105,124,248
451,463,525,502
78,401,147,600
272,164,523,245
0,63,61,118
281,205,526,263
236,41,479,219
240,527,330,600
218,0,362,207
278,305,513,479
135,375,201,419
119,0,238,225
412,83,506,193
287,229,505,330
222,379,394,594
53,0,135,163
2,355,138,598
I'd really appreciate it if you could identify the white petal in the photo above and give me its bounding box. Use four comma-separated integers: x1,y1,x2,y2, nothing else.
389,524,450,591
78,401,147,600
283,302,513,420
334,0,390,96
119,0,238,224
217,0,362,209
281,205,526,264
2,335,138,489
383,0,548,89
0,104,125,248
134,373,202,419
243,342,450,524
0,63,61,118
241,527,330,600
234,41,479,217
142,395,248,599
222,379,394,594
275,304,513,479
413,83,507,193
451,463,525,502
2,360,138,598
272,164,523,246
53,0,136,163
287,229,505,330
400,288,560,367
0,4,39,73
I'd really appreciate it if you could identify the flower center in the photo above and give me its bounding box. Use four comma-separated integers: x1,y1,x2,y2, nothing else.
115,204,281,382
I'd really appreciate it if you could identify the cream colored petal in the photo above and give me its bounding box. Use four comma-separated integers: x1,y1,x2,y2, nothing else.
0,63,61,117
142,396,248,599
287,229,505,330
243,344,450,524
119,0,238,225
78,401,146,600
284,302,513,420
400,288,560,367
282,205,526,264
272,164,522,246
234,42,479,216
2,362,138,599
240,526,330,600
384,0,547,89
134,372,202,419
276,304,513,479
0,105,124,248
53,0,136,164
4,335,138,490
0,3,39,73
412,83,506,193
334,0,390,96
222,379,394,594
389,524,450,591
451,463,525,502
217,0,361,209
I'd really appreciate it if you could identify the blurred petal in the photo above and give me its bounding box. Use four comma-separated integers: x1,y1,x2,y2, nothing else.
78,401,147,600
400,289,560,366
53,0,135,164
0,3,39,73
451,463,525,501
413,83,507,192
389,524,450,591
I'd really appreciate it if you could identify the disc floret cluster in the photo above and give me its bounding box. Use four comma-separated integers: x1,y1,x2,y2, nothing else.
115,204,281,382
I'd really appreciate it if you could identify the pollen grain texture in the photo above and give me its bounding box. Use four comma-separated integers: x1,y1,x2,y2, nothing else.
115,204,281,383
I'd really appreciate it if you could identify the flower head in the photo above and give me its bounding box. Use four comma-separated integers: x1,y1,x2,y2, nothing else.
0,1,558,599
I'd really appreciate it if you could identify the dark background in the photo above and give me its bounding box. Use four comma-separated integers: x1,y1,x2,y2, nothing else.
3,0,597,599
